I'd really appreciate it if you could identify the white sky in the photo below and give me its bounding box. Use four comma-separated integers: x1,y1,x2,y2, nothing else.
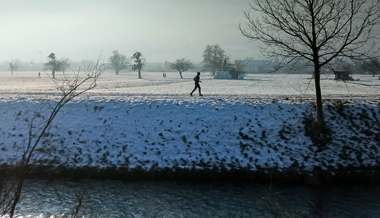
0,0,263,63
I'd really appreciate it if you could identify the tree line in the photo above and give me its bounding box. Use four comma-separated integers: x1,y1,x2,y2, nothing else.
5,44,248,79
107,45,246,79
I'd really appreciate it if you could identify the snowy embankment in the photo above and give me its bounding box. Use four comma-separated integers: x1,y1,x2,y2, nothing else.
0,71,379,182
1,98,379,178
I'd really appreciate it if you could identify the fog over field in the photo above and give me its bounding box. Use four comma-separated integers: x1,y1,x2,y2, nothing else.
0,0,261,63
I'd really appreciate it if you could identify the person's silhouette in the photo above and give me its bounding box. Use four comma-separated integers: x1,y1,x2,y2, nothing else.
190,72,203,96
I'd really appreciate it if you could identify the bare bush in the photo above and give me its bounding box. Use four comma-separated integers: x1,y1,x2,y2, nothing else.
0,56,107,217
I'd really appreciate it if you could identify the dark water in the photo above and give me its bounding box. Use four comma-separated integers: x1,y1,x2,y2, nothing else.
12,180,380,217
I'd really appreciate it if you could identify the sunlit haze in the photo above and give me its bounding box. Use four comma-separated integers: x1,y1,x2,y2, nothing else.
0,0,262,63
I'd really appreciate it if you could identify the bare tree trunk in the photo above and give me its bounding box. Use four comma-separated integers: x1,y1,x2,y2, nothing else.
179,71,183,78
138,70,141,79
313,65,324,133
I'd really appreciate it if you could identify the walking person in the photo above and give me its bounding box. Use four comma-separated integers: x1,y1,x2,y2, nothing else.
190,72,203,96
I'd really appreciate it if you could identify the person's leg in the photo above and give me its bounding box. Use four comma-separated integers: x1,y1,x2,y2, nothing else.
190,85,197,96
198,85,202,96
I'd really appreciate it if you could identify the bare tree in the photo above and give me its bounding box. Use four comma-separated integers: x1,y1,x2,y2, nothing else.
0,56,107,217
240,0,380,133
170,58,194,78
60,58,71,74
9,63,18,75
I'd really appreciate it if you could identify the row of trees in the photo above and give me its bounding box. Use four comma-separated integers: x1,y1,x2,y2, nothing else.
8,52,379,79
109,51,145,78
108,50,196,78
8,47,235,79
108,45,246,79
109,50,196,78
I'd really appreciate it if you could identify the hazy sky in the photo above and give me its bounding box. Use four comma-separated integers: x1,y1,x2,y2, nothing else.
0,0,262,63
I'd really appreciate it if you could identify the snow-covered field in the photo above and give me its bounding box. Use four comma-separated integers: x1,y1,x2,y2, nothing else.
1,71,379,100
0,71,379,178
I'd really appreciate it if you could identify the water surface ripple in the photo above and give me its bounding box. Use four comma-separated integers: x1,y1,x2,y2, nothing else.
12,180,380,217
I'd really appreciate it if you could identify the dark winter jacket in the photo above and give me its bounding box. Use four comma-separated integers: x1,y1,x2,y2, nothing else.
194,75,200,84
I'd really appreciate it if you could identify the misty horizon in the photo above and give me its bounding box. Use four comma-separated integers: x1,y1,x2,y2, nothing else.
0,0,263,64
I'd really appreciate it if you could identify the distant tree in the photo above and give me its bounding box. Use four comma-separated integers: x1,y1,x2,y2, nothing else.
109,50,129,75
202,44,228,75
220,55,231,72
227,62,246,79
44,53,61,79
240,0,380,134
170,58,194,78
359,58,380,77
334,59,356,74
60,58,70,73
131,51,145,79
9,63,18,75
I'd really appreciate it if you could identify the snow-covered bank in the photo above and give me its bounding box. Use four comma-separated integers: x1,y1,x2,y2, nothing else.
1,71,380,183
1,98,379,179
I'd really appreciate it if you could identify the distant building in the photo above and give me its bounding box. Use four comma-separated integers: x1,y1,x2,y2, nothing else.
234,59,273,73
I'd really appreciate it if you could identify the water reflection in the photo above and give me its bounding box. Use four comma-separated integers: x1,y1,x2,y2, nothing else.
12,180,380,217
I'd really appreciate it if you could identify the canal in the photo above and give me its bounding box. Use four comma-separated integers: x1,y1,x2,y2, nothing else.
10,179,380,217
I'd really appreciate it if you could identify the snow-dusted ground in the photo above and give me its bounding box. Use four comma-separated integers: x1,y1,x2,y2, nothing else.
0,71,379,177
1,71,379,100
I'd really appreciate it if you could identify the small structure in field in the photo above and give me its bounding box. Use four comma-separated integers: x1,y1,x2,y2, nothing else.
333,71,354,81
213,71,244,79
214,71,232,79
